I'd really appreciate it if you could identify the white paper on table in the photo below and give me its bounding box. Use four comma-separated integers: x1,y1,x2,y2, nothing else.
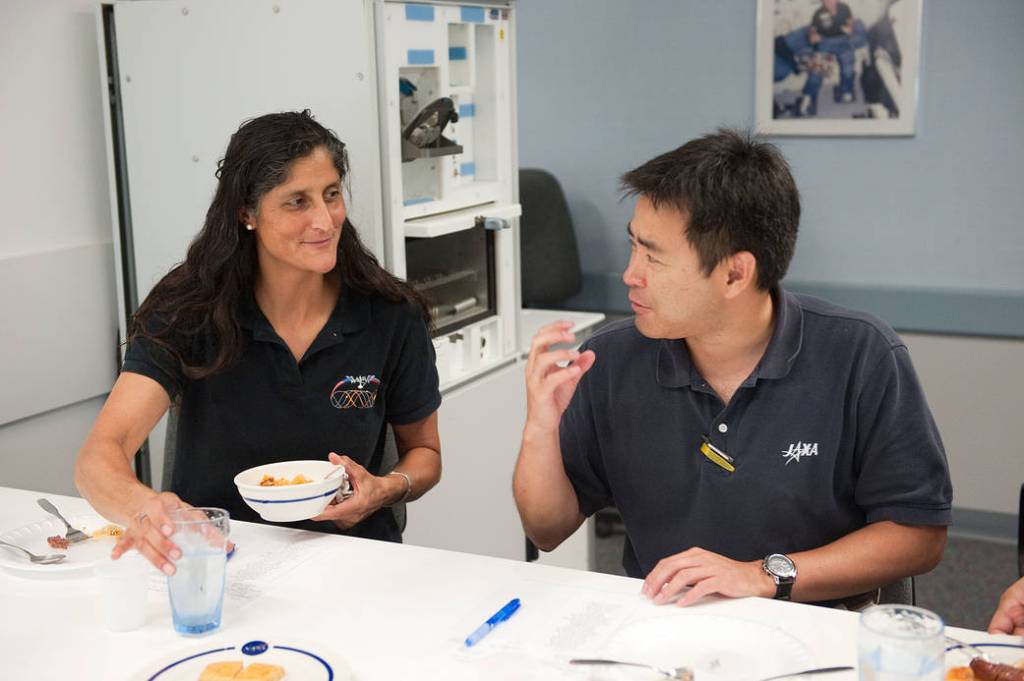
406,579,646,680
147,524,332,605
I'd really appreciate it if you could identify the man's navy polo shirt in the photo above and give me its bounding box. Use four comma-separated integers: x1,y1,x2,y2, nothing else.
560,288,952,578
121,289,441,542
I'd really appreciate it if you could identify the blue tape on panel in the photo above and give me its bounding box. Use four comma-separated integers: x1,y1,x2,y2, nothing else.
403,197,434,206
460,6,485,23
459,162,476,176
449,46,468,60
405,4,434,21
458,103,475,118
407,49,435,65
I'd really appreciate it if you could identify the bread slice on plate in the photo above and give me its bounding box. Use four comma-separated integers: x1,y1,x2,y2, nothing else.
235,663,286,681
198,661,244,681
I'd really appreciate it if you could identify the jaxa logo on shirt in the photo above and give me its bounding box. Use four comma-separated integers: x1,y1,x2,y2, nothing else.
781,441,818,465
330,375,381,409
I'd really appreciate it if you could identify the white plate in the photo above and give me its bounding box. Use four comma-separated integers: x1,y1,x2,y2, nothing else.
134,638,351,681
0,513,120,576
945,641,1024,673
599,613,816,681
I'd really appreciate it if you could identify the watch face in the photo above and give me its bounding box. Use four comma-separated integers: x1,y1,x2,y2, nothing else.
766,554,796,579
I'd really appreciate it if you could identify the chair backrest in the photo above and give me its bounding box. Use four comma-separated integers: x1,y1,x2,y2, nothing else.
162,405,179,491
518,168,582,307
878,576,916,606
381,424,406,535
1018,482,1023,577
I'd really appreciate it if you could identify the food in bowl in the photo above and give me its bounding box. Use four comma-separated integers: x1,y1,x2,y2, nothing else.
234,460,350,523
259,473,312,487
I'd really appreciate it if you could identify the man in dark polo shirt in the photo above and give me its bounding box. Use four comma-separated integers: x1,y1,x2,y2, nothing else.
513,129,951,608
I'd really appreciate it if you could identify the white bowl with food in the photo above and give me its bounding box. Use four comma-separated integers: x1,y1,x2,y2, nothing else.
233,460,350,523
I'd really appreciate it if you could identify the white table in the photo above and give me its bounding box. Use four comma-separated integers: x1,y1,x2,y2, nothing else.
0,486,1012,680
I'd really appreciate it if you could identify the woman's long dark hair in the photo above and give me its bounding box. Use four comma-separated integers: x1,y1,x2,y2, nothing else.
129,110,429,380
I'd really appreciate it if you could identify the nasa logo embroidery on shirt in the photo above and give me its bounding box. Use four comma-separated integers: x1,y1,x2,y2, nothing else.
781,441,819,465
329,375,381,409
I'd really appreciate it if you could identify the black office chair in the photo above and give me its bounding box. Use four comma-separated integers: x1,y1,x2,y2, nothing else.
1018,482,1023,578
878,577,916,606
162,405,178,491
519,168,583,307
381,425,406,534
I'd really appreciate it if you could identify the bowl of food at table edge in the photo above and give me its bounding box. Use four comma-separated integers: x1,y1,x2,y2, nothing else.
234,460,350,523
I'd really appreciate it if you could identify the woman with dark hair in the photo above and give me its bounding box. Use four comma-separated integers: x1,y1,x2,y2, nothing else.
75,111,442,575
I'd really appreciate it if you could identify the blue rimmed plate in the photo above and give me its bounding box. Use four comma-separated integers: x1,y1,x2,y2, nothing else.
945,641,1024,676
135,637,351,680
0,513,121,577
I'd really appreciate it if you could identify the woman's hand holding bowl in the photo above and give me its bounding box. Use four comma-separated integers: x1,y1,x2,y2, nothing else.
312,452,402,529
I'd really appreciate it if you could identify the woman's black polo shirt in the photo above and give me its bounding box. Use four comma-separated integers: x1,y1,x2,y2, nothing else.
121,289,441,542
560,288,952,578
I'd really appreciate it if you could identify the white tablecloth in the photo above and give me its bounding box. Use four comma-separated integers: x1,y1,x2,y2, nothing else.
0,486,1014,680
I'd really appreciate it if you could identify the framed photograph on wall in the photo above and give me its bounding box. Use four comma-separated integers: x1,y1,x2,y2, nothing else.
755,0,922,136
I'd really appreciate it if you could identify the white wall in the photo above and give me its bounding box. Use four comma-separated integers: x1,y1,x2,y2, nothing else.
904,333,1023,518
517,0,1024,295
0,0,118,495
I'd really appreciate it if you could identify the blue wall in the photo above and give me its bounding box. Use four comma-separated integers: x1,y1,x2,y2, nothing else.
516,0,1024,336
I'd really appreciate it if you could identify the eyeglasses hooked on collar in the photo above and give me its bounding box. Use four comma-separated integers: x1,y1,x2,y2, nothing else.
699,435,735,473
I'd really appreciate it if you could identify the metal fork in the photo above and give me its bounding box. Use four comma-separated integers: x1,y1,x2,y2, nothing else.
0,539,67,564
37,498,90,544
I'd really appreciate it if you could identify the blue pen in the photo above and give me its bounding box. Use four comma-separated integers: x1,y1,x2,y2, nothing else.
464,598,521,647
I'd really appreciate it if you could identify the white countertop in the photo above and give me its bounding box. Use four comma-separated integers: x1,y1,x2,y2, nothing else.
0,486,1012,680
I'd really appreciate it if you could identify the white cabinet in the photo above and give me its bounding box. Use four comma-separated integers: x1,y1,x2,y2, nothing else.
403,360,526,560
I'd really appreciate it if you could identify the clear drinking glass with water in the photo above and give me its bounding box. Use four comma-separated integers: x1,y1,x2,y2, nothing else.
167,507,229,636
858,604,945,681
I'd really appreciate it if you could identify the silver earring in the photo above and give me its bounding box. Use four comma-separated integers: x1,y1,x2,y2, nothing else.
245,224,255,231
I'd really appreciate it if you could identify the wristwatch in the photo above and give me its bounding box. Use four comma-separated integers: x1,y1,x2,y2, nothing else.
762,553,797,600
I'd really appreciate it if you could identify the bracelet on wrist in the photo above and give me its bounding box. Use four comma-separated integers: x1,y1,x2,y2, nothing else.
387,471,412,505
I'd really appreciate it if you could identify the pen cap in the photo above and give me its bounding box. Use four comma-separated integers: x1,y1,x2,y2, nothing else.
487,598,521,624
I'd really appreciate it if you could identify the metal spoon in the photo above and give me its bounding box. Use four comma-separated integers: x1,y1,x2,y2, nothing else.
323,465,346,481
0,539,67,565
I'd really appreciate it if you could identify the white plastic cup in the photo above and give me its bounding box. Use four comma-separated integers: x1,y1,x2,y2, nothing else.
95,550,150,632
858,604,945,681
167,507,229,636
